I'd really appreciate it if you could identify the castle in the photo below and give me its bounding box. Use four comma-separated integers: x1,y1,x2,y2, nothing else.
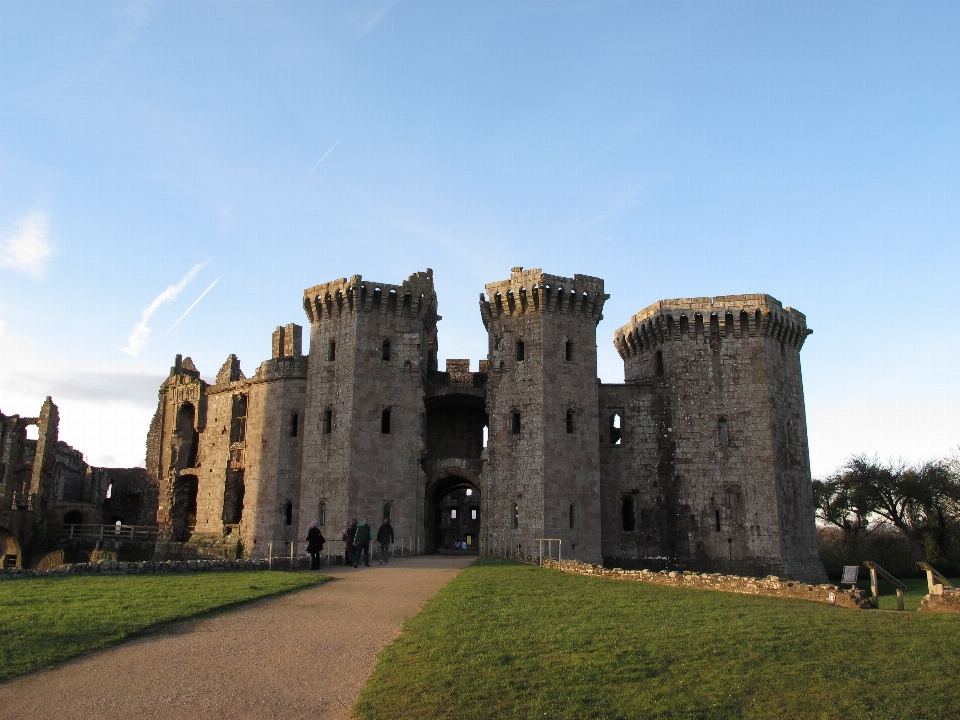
144,267,827,584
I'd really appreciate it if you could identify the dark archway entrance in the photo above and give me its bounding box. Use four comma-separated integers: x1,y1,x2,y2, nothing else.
0,526,23,568
425,475,481,553
171,473,199,541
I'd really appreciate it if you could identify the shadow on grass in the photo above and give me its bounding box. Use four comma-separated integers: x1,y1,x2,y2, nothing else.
0,571,329,683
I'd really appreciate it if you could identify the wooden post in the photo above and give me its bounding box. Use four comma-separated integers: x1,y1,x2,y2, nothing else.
870,566,880,608
926,567,935,594
268,542,273,570
290,541,295,570
896,587,905,611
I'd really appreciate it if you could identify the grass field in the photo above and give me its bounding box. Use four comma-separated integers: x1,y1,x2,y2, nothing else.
0,571,325,682
355,558,960,720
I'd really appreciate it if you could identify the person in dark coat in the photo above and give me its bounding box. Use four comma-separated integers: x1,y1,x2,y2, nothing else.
376,517,394,565
306,521,325,570
353,519,372,568
343,518,358,567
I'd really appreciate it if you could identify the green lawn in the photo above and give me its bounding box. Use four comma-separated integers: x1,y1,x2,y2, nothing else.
355,558,960,720
0,571,325,682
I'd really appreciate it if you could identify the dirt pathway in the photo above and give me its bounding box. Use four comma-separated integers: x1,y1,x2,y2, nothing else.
0,554,474,720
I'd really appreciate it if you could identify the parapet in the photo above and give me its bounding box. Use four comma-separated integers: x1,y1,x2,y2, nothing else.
479,267,609,330
302,270,438,325
613,294,812,360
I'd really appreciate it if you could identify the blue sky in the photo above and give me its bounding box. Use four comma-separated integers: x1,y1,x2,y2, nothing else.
1,1,957,473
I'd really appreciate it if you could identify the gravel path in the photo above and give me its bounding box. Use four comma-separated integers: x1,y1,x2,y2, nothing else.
0,554,475,720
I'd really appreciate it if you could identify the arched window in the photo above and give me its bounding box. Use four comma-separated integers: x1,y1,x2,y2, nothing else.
718,417,728,444
566,410,574,434
383,501,392,520
725,312,734,336
318,500,326,526
710,312,719,335
511,411,521,434
655,350,664,377
512,503,519,530
679,315,689,337
327,339,336,361
694,313,704,337
621,496,635,532
482,425,488,448
322,409,332,434
569,502,575,530
382,338,391,361
740,311,750,337
565,340,573,361
381,408,391,434
285,501,293,526
290,412,299,438
715,509,722,532
609,413,622,445
516,340,525,362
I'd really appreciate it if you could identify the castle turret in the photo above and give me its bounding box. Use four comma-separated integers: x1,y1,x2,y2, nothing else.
481,267,609,562
612,294,826,583
299,270,438,546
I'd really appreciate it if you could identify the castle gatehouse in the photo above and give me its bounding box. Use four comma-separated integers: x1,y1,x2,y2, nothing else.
145,267,827,584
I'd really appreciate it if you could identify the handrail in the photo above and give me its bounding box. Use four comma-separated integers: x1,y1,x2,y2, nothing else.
266,536,421,569
863,560,906,611
60,524,159,541
536,538,562,570
918,561,956,594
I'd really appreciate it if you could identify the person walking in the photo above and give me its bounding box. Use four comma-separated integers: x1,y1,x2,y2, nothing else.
376,517,394,565
306,521,325,570
343,518,358,567
353,519,372,568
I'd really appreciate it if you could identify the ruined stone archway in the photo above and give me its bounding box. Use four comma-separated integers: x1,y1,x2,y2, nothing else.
0,526,23,569
424,470,481,553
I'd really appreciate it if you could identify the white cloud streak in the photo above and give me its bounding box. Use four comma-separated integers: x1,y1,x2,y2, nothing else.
0,211,52,278
308,129,351,176
121,263,206,356
166,277,220,335
357,0,397,38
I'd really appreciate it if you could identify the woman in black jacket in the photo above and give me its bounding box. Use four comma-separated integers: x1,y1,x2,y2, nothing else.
306,521,325,570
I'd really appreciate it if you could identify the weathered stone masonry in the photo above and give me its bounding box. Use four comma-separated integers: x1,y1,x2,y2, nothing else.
140,268,828,584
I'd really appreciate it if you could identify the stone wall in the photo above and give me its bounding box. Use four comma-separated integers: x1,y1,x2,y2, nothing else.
543,558,871,609
919,585,960,613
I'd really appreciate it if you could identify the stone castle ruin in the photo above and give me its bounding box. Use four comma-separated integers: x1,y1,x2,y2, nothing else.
0,267,826,583
143,267,827,584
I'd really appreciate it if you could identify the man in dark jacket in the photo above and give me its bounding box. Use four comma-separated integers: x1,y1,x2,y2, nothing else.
353,519,372,568
306,521,325,570
376,517,394,565
343,518,358,567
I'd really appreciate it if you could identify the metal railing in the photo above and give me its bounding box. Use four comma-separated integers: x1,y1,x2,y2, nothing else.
61,524,158,541
266,536,422,570
536,538,562,570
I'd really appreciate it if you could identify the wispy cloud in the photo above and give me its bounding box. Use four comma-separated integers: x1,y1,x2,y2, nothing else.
358,0,397,38
121,262,206,356
167,277,220,335
308,129,351,176
0,211,52,278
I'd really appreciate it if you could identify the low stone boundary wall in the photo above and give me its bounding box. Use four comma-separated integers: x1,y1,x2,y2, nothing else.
543,559,873,609
919,585,960,613
0,558,275,580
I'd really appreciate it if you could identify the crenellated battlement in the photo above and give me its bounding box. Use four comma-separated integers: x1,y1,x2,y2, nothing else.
479,267,608,329
613,294,812,360
302,269,438,325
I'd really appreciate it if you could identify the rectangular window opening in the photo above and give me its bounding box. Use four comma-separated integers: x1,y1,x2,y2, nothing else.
516,340,525,362
322,409,332,434
381,408,391,434
327,339,336,361
511,411,521,435
290,412,299,437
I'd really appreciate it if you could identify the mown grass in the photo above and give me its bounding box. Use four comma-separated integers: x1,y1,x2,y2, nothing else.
355,558,960,720
0,571,325,682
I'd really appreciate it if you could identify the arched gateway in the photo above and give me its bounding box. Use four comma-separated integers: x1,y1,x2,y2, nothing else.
424,472,481,553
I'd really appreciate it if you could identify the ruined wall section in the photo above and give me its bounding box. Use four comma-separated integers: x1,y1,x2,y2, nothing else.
613,294,826,583
300,271,436,547
148,356,206,541
481,268,607,562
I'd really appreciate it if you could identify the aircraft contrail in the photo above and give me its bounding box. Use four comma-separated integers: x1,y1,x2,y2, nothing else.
308,129,351,176
166,277,220,335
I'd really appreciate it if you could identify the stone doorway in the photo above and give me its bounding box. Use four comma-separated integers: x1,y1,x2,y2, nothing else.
425,475,481,553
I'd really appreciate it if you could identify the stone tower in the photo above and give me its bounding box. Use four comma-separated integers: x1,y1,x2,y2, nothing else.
298,270,438,545
612,294,827,583
480,268,608,562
